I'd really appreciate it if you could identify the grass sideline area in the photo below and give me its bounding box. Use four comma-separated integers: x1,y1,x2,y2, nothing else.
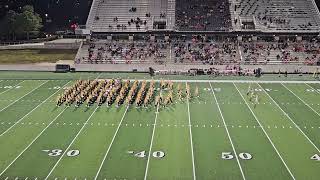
0,71,319,81
0,49,77,64
0,74,319,179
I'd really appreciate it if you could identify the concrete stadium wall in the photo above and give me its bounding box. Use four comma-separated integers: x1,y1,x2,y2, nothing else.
0,42,81,50
0,63,317,73
74,64,319,73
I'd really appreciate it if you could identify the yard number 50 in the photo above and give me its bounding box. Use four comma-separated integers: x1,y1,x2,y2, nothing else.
222,152,252,160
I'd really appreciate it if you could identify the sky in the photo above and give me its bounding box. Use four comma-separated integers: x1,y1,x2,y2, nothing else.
0,0,93,31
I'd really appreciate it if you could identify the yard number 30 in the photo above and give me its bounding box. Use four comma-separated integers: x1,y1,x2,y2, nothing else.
43,149,80,157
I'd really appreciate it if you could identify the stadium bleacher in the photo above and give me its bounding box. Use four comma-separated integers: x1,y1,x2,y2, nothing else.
175,0,232,31
240,40,320,65
75,0,320,69
85,0,320,33
86,0,175,32
75,36,320,66
75,39,170,64
232,0,320,32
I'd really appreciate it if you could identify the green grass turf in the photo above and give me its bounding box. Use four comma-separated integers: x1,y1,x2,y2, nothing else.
0,78,319,180
189,82,242,179
0,49,77,64
236,83,320,179
214,83,291,180
146,84,194,180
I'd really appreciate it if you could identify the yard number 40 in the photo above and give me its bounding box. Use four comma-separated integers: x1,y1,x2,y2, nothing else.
132,150,165,158
310,154,320,161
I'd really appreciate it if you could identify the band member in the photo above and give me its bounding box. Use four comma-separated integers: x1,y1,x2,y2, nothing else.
253,94,259,108
247,84,252,96
186,84,190,99
194,86,199,98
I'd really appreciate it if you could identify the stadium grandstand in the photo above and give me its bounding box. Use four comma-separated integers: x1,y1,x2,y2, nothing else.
72,0,320,72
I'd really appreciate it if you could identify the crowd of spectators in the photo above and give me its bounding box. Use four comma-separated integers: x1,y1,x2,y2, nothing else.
241,41,320,65
173,38,239,65
77,40,169,64
76,37,320,66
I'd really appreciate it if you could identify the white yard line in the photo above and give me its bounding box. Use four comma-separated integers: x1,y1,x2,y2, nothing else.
282,83,320,117
0,80,48,113
143,91,161,180
0,80,25,96
45,106,99,180
185,82,196,180
305,83,320,95
96,73,102,79
209,82,246,180
94,106,129,180
234,83,296,180
1,120,319,129
257,83,320,152
0,107,68,177
0,81,71,137
144,88,162,180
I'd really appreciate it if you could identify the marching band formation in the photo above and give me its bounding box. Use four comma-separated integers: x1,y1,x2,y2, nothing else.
56,79,199,108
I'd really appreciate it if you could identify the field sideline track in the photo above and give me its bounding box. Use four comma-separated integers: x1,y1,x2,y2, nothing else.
0,79,320,84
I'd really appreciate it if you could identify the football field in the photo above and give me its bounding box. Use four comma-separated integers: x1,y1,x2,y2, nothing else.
0,76,319,180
